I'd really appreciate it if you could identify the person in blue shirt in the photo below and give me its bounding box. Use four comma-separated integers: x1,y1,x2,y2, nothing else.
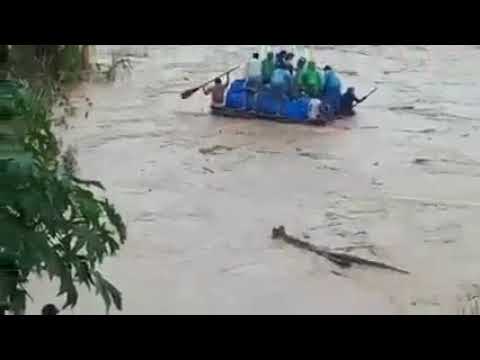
322,65,342,114
270,66,292,115
323,65,341,94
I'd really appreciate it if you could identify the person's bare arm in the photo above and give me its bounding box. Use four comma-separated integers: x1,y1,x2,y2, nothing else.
203,86,211,95
353,92,364,103
224,73,230,88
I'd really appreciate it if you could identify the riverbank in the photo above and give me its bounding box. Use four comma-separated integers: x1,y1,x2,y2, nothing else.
1,50,127,315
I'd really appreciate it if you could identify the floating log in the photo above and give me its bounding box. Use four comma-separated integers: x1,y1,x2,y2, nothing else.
271,226,410,275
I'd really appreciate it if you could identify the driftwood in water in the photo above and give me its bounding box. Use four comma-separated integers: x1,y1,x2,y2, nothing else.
271,226,410,275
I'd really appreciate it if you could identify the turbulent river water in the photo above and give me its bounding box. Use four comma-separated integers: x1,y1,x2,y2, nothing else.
27,45,480,314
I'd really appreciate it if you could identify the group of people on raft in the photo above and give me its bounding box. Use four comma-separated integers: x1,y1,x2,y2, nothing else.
203,49,367,122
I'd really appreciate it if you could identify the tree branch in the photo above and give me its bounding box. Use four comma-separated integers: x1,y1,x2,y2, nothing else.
271,226,410,275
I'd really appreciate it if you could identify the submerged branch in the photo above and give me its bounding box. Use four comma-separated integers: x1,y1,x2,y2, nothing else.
271,226,410,275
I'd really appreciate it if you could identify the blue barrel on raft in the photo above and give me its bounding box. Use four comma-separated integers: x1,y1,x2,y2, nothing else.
256,91,281,116
225,80,256,111
286,97,310,122
224,79,310,122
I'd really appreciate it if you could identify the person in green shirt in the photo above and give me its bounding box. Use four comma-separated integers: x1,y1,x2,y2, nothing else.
301,61,324,98
292,57,307,98
261,52,275,84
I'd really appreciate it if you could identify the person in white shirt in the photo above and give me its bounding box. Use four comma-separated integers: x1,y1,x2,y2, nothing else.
308,98,334,125
308,98,322,121
245,53,262,91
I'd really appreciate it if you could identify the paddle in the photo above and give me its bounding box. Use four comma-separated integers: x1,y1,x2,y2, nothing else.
180,65,241,100
353,86,378,108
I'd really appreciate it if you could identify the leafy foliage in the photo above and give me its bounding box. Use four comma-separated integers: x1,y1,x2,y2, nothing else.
0,45,8,64
57,46,83,84
0,78,126,314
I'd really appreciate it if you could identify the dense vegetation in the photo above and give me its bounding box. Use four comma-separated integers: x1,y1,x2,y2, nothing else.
0,46,126,315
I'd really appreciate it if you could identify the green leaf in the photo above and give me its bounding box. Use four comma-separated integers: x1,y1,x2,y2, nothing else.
4,153,34,178
94,271,122,313
98,224,120,255
75,260,93,290
0,277,16,307
57,271,72,297
0,211,23,252
101,200,126,243
74,188,101,225
46,252,63,280
10,288,26,315
17,188,45,224
64,284,78,309
74,225,106,263
0,158,14,171
72,176,105,191
71,234,87,254
0,158,32,189
57,265,78,309
18,233,44,270
93,271,111,313
104,279,122,311
106,237,120,254
0,254,19,308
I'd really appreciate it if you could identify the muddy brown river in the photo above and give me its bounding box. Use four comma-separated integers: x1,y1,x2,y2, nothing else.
27,45,480,314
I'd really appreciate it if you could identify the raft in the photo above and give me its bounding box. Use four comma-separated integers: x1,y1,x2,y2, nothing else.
210,106,343,126
211,79,352,126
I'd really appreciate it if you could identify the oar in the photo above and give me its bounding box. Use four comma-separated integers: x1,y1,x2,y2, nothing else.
180,65,240,100
354,86,378,108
